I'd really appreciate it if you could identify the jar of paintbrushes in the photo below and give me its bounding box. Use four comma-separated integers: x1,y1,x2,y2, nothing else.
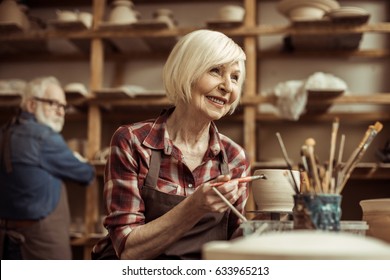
275,119,383,231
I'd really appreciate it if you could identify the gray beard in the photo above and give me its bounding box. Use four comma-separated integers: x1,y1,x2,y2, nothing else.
35,104,64,133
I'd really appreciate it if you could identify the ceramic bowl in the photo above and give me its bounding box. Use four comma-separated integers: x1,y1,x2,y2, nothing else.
56,10,78,21
288,6,326,21
78,12,93,28
65,83,88,95
251,169,300,212
218,5,245,22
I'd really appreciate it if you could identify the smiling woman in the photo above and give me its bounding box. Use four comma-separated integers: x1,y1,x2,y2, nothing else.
163,29,246,114
92,29,251,260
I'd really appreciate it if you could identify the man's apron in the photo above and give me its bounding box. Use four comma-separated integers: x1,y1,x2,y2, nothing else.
0,113,71,260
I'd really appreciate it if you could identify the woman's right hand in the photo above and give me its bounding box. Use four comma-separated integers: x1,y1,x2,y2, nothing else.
191,175,246,214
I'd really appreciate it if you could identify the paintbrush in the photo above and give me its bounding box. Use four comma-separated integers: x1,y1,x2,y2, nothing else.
212,187,247,222
333,134,345,193
305,138,322,193
276,132,300,194
337,134,346,167
324,118,339,193
209,174,266,187
336,122,383,194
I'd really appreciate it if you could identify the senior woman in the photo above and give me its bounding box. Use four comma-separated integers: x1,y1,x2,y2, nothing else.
92,29,250,260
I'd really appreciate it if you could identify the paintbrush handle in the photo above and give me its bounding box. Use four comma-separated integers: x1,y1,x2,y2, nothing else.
337,122,383,193
212,187,247,222
307,145,322,193
276,132,300,194
209,175,265,187
342,124,381,180
325,118,339,192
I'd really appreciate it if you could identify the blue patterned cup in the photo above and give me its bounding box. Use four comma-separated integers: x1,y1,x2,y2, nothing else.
293,194,342,231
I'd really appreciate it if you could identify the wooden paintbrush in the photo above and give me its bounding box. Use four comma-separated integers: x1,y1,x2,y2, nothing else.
334,134,345,193
276,132,300,194
212,187,247,222
208,174,266,187
305,138,322,193
336,122,383,194
324,118,339,193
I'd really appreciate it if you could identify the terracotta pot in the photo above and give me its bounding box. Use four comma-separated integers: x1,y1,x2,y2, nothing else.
0,0,30,30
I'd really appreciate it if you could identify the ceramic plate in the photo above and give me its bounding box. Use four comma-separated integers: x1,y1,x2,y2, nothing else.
290,16,329,22
330,6,369,14
328,7,369,16
307,89,344,98
278,0,340,14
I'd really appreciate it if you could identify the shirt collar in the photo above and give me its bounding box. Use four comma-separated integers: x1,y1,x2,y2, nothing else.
19,111,37,122
143,107,223,157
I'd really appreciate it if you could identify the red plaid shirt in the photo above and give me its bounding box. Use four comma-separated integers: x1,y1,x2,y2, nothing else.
95,108,250,256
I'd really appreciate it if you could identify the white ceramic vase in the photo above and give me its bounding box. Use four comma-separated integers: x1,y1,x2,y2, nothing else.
108,0,138,24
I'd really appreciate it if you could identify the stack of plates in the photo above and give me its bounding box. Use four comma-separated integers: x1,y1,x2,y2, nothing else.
277,0,340,21
327,6,370,24
328,6,369,18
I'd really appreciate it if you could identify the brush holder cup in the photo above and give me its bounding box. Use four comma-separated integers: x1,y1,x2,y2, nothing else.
293,194,342,231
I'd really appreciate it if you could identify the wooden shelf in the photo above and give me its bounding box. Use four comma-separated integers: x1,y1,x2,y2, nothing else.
49,20,90,31
241,93,390,106
1,23,390,41
5,91,386,106
0,22,25,33
253,162,390,180
90,90,171,106
0,93,21,107
1,0,389,260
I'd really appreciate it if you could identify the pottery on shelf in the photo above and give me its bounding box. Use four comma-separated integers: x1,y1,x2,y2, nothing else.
0,0,31,30
108,0,139,25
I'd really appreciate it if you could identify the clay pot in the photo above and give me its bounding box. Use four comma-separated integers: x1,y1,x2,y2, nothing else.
153,8,176,28
360,199,390,243
0,0,30,30
108,0,139,24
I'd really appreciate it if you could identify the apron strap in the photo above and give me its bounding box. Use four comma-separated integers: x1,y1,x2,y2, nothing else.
219,145,230,176
0,112,20,173
144,150,161,188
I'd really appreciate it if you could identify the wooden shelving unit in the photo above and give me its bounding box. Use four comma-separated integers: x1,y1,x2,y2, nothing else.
1,0,390,259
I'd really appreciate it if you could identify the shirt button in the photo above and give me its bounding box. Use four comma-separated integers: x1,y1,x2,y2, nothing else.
188,184,193,188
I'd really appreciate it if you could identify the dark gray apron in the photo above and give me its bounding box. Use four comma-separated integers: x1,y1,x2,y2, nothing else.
0,184,71,260
142,149,231,259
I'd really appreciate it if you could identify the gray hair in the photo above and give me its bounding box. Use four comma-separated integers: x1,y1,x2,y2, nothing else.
163,29,246,114
20,76,61,110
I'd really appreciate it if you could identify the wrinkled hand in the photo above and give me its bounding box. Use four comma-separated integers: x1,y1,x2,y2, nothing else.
191,175,246,214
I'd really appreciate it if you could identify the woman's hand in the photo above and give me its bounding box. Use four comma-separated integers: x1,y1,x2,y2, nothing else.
191,175,246,214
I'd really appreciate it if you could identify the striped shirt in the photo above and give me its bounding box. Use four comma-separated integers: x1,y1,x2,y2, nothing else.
98,108,250,256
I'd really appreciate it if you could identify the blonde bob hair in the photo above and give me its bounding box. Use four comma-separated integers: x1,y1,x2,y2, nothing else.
163,29,246,114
